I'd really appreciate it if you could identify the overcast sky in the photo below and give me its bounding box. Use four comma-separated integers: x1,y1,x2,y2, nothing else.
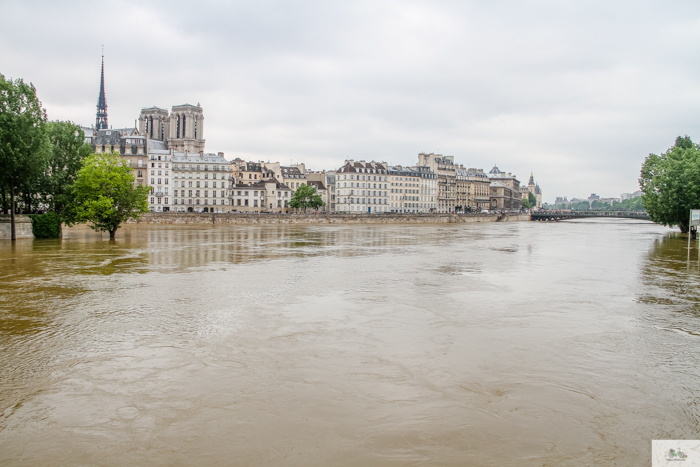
3,0,700,201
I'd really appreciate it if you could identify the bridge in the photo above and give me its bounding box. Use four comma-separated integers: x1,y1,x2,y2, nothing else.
531,210,650,221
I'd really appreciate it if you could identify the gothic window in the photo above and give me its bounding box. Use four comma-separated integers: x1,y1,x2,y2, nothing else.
149,117,153,138
194,117,197,139
145,118,148,135
182,116,186,138
161,122,164,140
177,115,180,138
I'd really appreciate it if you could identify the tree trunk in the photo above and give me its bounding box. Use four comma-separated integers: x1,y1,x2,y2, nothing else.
10,183,15,241
109,227,117,238
0,185,6,214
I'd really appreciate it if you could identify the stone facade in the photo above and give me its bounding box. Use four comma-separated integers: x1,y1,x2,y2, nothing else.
335,160,390,213
230,179,293,213
412,166,437,213
139,104,206,154
0,215,34,240
417,153,456,213
455,167,490,212
171,152,232,212
487,166,522,210
388,166,421,213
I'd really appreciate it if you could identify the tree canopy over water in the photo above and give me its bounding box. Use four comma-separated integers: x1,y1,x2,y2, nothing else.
640,136,700,233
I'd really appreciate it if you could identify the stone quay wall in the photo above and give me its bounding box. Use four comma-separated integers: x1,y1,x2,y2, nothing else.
0,215,34,240
128,212,531,225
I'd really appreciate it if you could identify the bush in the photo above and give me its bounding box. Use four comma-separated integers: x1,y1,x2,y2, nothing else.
28,212,62,238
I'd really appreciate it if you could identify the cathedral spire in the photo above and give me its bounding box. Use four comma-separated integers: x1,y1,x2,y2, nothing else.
96,48,108,130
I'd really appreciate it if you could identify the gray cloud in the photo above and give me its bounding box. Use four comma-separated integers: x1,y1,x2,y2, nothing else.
2,0,700,201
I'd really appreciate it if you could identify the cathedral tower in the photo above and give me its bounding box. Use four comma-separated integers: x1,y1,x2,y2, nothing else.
167,103,205,153
95,54,108,130
139,107,170,141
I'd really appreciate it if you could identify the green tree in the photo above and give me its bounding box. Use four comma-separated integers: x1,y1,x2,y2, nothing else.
591,200,611,210
42,121,92,223
522,197,532,209
289,184,324,212
72,152,150,238
0,75,49,240
640,135,700,233
528,192,536,207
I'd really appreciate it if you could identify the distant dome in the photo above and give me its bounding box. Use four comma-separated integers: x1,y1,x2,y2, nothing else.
489,166,500,174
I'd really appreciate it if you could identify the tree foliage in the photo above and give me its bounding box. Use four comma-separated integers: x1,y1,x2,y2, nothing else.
0,74,49,239
73,152,150,238
528,192,536,207
28,212,62,239
640,135,700,233
42,121,92,223
289,184,324,212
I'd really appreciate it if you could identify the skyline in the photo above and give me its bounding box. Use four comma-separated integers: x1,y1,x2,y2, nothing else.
3,0,700,202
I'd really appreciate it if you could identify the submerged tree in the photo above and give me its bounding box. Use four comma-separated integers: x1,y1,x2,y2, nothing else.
72,152,150,238
0,75,49,240
640,135,700,233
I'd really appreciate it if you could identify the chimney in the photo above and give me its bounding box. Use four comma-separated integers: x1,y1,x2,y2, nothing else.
218,152,224,158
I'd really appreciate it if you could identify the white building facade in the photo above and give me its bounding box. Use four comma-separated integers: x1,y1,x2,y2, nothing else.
335,160,390,213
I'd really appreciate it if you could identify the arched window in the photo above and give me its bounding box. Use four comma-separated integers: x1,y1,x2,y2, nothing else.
194,117,197,139
182,116,186,138
176,115,180,138
149,117,153,138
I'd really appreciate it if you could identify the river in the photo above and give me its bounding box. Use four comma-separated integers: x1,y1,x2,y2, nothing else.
1,219,698,466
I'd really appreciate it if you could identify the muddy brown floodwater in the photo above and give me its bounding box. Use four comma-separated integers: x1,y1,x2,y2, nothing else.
1,219,699,466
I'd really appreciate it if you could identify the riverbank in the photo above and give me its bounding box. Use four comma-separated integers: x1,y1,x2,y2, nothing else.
127,212,531,225
0,215,34,240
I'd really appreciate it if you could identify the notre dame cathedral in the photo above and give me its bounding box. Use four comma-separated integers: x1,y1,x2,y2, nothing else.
139,104,206,154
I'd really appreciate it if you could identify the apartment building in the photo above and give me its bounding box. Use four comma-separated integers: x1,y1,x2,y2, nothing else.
335,160,390,213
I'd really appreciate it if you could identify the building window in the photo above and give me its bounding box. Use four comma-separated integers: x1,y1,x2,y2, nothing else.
245,199,249,206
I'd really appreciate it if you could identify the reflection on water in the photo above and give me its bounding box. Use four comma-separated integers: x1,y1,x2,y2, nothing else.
1,220,699,466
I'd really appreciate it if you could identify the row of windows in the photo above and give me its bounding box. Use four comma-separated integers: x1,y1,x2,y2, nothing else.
174,172,227,180
177,181,225,188
340,174,388,181
339,198,388,204
173,164,228,171
173,190,227,198
338,190,387,197
340,182,387,189
233,190,290,198
172,199,226,205
234,199,290,207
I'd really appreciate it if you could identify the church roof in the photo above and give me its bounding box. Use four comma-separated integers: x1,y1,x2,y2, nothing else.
489,165,500,174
